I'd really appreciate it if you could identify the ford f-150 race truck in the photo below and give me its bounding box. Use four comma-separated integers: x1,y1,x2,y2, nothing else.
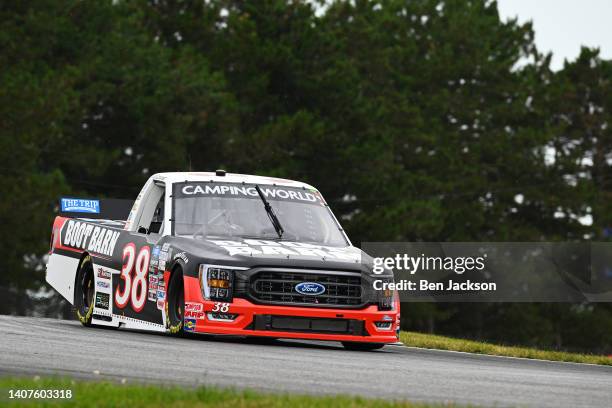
46,171,399,350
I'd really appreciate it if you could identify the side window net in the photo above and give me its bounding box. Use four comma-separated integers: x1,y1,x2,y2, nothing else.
148,194,164,234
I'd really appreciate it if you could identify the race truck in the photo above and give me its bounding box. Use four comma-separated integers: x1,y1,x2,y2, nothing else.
46,171,399,350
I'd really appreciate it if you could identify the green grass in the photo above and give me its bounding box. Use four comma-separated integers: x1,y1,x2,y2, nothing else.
400,331,612,365
0,377,453,408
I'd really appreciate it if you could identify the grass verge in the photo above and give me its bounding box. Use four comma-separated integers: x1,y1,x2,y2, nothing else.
0,377,451,408
400,331,612,366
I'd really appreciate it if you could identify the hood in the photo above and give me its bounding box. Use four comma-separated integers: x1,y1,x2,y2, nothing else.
168,236,375,274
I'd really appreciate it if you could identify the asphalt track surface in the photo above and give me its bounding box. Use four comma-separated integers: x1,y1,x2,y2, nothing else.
1,316,611,407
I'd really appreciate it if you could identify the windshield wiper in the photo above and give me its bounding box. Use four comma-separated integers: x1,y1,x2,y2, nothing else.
254,184,284,239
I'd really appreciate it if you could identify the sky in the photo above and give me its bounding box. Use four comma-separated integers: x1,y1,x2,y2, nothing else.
496,0,612,70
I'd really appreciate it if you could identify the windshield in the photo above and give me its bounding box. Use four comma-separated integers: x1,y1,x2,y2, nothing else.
172,182,348,247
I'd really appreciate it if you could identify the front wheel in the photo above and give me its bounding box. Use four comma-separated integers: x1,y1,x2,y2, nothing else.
74,255,94,326
165,269,184,335
342,342,386,351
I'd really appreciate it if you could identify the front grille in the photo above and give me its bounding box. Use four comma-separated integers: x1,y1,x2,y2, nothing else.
250,270,363,307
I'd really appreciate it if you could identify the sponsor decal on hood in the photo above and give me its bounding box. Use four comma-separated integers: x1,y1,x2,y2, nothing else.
207,239,361,262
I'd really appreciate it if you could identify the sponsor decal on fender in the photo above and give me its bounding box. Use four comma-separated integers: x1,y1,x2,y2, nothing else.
149,245,160,273
148,289,156,302
62,220,120,257
158,245,172,271
97,280,110,289
95,292,110,309
184,318,196,332
185,302,203,312
97,267,111,280
174,251,189,264
184,302,205,319
185,310,205,319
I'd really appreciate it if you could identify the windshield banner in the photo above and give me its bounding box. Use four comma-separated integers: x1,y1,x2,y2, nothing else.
174,182,324,204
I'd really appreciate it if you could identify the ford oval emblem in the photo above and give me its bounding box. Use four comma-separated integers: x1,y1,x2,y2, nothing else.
295,282,326,296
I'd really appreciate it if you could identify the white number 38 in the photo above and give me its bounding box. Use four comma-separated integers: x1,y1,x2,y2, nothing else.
212,302,230,312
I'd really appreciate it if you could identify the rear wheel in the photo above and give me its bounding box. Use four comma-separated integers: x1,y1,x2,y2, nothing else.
342,342,385,351
75,255,94,327
165,269,184,335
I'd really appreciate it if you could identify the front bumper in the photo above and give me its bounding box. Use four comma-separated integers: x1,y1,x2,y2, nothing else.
183,276,399,343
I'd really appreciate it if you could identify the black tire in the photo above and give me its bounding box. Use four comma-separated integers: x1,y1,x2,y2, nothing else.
341,342,386,351
165,268,184,335
74,255,95,327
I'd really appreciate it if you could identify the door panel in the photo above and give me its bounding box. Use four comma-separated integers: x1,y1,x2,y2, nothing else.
111,233,164,325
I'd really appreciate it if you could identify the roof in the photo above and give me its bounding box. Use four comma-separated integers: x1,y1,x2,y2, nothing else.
150,172,317,191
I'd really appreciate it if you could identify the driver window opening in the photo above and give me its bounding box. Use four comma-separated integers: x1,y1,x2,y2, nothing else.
148,194,164,234
136,183,165,235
